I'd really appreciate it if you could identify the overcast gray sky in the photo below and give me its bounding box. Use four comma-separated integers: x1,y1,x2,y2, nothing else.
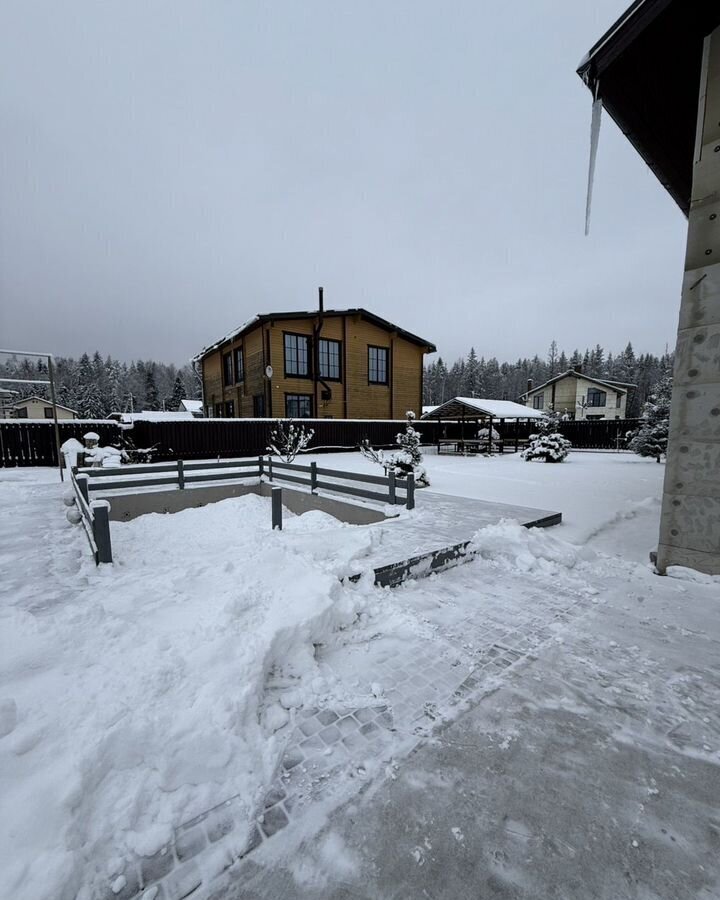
1,1,687,366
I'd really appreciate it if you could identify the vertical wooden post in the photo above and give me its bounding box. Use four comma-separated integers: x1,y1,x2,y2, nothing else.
76,473,90,506
268,457,273,481
91,500,113,564
271,486,283,530
487,416,494,455
177,458,185,489
48,355,64,482
405,472,415,510
310,461,317,493
258,455,264,478
388,470,396,504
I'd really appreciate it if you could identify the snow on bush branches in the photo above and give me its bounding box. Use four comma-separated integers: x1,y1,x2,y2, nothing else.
360,410,429,486
627,372,672,463
267,419,314,463
522,412,572,463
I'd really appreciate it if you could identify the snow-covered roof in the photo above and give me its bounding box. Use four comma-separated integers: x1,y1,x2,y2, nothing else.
421,397,545,420
10,395,77,413
422,405,439,416
114,411,196,423
179,399,203,412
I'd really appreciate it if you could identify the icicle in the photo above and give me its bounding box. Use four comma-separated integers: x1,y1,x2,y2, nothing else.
584,84,603,236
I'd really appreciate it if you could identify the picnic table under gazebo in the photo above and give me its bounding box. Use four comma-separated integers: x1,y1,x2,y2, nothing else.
420,397,546,455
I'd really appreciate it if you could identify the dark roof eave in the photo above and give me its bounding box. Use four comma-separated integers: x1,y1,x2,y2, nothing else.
195,308,436,360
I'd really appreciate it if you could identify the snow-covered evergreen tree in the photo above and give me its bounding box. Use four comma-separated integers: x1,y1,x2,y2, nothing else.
168,375,187,411
628,373,672,462
144,365,160,410
522,412,572,463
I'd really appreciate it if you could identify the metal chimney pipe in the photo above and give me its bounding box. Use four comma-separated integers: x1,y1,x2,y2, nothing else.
318,286,324,314
527,378,533,393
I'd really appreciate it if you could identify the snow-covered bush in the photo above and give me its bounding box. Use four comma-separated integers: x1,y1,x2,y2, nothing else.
359,411,429,486
477,425,501,453
267,419,314,463
522,413,571,463
628,373,672,463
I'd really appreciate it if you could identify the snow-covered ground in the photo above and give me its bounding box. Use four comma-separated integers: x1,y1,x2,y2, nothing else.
1,452,715,900
303,449,665,551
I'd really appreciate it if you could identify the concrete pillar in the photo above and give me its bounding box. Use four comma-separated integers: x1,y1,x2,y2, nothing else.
656,25,720,574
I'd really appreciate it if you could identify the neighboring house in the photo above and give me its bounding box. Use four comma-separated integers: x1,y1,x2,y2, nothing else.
0,388,18,419
10,396,77,420
520,370,635,420
194,304,436,419
179,399,203,417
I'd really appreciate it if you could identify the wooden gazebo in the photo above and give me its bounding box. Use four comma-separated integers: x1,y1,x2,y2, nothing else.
421,397,546,455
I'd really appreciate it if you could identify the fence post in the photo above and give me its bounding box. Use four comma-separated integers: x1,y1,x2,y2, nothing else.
268,457,273,481
177,458,185,490
406,472,415,510
90,500,113,564
310,461,317,493
388,471,396,504
258,456,264,478
76,473,90,505
271,486,283,530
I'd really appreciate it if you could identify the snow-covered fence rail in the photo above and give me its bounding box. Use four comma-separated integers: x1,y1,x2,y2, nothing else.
76,456,415,509
68,470,113,564
264,458,415,509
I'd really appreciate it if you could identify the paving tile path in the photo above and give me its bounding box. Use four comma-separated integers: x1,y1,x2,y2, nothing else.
116,565,594,900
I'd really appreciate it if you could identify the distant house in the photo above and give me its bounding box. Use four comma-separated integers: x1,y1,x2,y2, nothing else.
520,370,635,420
0,388,18,419
179,399,203,417
194,301,436,420
10,396,77,420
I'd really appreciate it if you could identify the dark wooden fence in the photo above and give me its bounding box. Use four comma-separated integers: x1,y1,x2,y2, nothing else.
129,418,440,462
0,417,640,467
0,421,122,467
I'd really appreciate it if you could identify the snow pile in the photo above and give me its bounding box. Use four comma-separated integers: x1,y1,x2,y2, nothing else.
0,493,376,900
470,520,593,575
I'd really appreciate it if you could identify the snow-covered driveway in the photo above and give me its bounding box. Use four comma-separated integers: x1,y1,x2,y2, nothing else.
2,454,717,900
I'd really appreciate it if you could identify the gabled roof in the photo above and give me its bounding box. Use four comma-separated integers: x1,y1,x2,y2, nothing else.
519,370,635,399
11,395,77,413
421,397,546,421
577,0,720,215
194,308,436,360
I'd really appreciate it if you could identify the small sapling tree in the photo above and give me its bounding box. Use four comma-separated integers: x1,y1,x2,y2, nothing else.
267,419,314,464
360,411,429,486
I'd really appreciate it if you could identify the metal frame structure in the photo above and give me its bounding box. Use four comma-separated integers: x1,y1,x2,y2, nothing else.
0,348,64,480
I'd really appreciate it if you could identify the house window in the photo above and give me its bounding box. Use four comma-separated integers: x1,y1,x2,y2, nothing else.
616,394,622,408
15,407,28,418
214,403,223,417
285,394,313,418
234,348,244,383
222,352,233,387
253,394,265,417
586,414,604,420
206,406,214,418
44,408,54,419
224,400,234,417
368,346,388,384
532,393,544,410
284,333,310,377
587,388,607,408
318,339,341,381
